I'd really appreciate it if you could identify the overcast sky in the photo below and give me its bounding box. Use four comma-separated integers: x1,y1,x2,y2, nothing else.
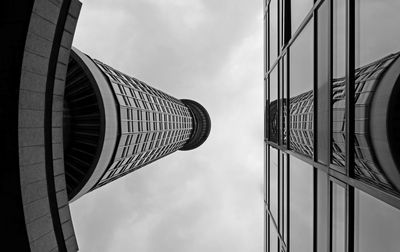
70,1,263,251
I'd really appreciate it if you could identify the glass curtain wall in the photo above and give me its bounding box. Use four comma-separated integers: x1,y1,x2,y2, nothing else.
264,0,400,252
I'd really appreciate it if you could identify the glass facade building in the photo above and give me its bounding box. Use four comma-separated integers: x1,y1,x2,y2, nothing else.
264,0,400,251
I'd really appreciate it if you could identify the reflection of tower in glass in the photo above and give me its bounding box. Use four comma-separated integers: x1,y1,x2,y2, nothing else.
288,90,313,157
269,90,314,157
269,52,400,193
333,52,400,191
64,48,211,201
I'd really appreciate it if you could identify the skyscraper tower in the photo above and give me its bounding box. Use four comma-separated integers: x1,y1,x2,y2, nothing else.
1,0,211,250
65,48,211,201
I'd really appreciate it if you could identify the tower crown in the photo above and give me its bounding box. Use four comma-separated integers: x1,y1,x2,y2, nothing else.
180,99,211,151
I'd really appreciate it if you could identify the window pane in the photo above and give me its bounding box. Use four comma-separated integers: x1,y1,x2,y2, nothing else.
266,214,269,251
333,0,346,78
270,216,279,252
265,144,268,202
280,153,288,244
269,0,278,66
289,20,314,157
289,156,313,252
280,56,287,145
270,147,279,220
331,182,345,252
316,0,329,164
331,0,346,168
291,0,313,34
355,0,400,68
353,0,400,191
269,66,279,143
354,189,400,252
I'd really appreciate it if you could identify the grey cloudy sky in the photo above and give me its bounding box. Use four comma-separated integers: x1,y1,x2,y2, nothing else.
70,0,263,251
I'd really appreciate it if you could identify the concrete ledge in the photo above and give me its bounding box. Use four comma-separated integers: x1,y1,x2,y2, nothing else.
55,174,66,192
20,70,48,92
52,127,63,143
25,32,53,57
19,128,45,146
30,231,58,252
19,89,46,110
17,0,81,251
56,189,68,207
20,146,45,166
33,0,61,24
29,13,56,41
53,159,65,176
65,235,79,252
22,179,48,204
53,94,64,112
26,213,53,241
19,109,45,128
52,143,63,159
58,46,70,65
22,51,49,76
20,162,46,185
24,197,51,223
52,111,63,128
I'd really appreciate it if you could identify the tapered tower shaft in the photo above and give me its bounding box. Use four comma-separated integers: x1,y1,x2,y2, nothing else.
64,48,211,201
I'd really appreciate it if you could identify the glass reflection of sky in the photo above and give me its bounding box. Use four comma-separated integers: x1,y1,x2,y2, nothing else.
270,147,279,221
269,215,279,252
290,21,313,97
289,156,313,252
355,189,400,252
356,0,400,68
269,0,278,66
290,0,314,35
332,183,345,252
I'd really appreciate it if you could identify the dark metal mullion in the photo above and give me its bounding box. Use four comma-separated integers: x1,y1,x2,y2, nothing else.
284,0,290,153
313,6,318,252
285,2,290,250
345,0,355,179
329,181,333,252
277,150,281,250
265,37,269,252
267,211,270,252
313,167,318,252
265,3,269,142
313,1,318,164
328,1,334,251
277,0,281,146
345,1,355,252
347,186,354,252
265,145,269,252
267,5,271,142
287,151,291,252
328,0,333,168
267,145,271,230
282,153,286,247
286,48,290,151
278,0,283,148
284,153,289,250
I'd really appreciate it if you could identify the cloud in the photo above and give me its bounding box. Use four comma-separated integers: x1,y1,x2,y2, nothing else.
70,0,263,251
